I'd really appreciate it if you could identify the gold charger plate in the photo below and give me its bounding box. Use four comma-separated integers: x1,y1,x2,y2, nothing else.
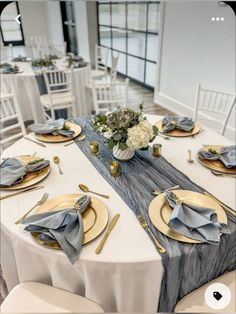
197,145,236,174
1,155,50,191
156,120,201,137
31,193,109,248
35,121,81,143
148,190,227,243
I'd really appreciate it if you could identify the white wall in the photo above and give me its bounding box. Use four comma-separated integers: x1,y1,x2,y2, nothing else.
74,1,97,65
18,1,63,44
155,1,235,140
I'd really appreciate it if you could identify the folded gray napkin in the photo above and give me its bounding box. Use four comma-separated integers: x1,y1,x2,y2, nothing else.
0,158,50,187
29,119,75,137
166,191,229,244
22,195,91,264
198,145,236,168
162,115,195,133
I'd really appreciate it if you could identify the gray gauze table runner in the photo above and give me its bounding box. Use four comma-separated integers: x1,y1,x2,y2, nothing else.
74,116,236,312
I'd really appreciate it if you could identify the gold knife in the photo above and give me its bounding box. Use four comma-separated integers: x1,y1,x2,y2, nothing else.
204,191,236,216
95,214,120,254
24,137,46,148
0,185,44,201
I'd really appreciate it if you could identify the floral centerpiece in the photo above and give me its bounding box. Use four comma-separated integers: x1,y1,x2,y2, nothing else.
65,53,86,68
31,58,54,68
93,104,158,160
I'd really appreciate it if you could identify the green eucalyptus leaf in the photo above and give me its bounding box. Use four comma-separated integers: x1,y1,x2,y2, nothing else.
153,125,158,135
119,142,128,151
108,140,116,149
113,133,122,141
140,146,149,151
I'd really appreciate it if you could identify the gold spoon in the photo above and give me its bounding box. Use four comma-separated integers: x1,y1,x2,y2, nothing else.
79,184,109,199
64,134,86,147
53,156,63,174
187,150,194,163
159,133,170,140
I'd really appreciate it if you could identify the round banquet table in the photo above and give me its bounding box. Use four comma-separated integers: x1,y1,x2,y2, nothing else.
1,60,92,123
0,115,235,312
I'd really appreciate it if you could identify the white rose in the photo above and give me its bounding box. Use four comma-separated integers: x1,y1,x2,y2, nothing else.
126,120,154,150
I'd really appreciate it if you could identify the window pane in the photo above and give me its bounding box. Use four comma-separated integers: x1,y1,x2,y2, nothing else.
147,34,158,61
1,2,18,19
99,26,111,47
112,3,125,28
117,52,126,75
148,3,160,33
112,29,126,52
1,21,23,41
145,62,156,87
127,4,147,31
1,2,23,42
128,31,145,58
128,56,144,82
99,4,110,25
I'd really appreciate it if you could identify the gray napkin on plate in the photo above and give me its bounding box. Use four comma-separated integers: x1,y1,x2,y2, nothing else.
166,191,229,244
162,115,195,133
198,145,236,168
0,158,50,187
22,195,91,264
29,119,74,137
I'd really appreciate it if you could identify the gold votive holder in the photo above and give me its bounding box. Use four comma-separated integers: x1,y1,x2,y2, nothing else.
153,144,162,157
89,141,99,155
109,160,121,177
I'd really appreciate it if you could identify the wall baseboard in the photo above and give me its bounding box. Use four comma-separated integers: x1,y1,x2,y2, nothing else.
154,92,235,141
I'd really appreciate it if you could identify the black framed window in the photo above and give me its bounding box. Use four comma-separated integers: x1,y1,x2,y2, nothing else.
97,1,160,89
60,1,78,55
0,2,24,46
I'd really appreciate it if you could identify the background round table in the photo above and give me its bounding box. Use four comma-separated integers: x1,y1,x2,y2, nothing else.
1,60,92,123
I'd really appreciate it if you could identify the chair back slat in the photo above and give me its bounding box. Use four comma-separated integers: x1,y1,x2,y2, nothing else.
92,79,129,114
0,93,26,150
43,69,72,94
194,84,235,135
95,44,108,72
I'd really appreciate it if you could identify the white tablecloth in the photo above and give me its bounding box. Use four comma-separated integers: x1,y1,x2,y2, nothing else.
1,61,91,123
0,115,235,312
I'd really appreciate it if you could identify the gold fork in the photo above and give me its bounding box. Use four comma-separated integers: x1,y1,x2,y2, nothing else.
138,215,166,253
15,192,49,224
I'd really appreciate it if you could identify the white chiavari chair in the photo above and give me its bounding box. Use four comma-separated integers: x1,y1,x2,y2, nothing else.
0,45,11,62
49,41,67,58
194,84,236,136
91,45,109,80
92,78,129,114
1,282,104,313
175,270,235,313
0,93,26,150
110,52,119,82
30,36,50,59
41,68,75,120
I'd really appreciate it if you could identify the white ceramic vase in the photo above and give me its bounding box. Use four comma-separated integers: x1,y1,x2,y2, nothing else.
113,145,135,161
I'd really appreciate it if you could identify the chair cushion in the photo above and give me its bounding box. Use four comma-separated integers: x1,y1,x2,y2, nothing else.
91,70,106,79
175,270,235,312
40,92,74,107
1,282,104,313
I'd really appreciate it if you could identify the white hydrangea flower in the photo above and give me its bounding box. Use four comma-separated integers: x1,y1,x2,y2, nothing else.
103,130,113,139
126,120,154,150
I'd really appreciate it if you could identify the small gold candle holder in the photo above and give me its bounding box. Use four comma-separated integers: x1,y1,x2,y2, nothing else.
109,160,121,177
153,144,162,157
89,141,99,155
